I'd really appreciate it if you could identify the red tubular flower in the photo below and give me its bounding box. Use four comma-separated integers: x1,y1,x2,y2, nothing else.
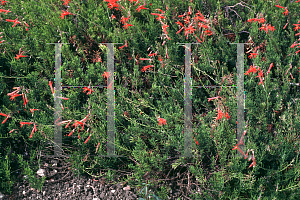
248,151,256,168
267,24,275,32
0,8,11,14
101,71,110,79
196,10,205,19
30,109,40,116
107,81,113,90
175,21,184,27
257,17,266,24
1,0,8,6
166,46,169,59
176,27,184,35
61,0,71,6
162,23,169,35
54,117,62,124
178,13,186,18
72,120,84,129
48,81,54,94
255,67,264,86
0,113,7,117
204,30,212,36
34,123,37,132
20,122,34,128
104,0,121,10
247,18,257,23
198,22,208,29
266,63,274,77
56,120,72,126
15,48,27,60
59,10,74,19
140,58,152,62
9,129,18,133
119,40,127,50
136,4,148,12
159,55,164,68
238,124,249,146
232,144,246,156
123,23,134,29
158,118,167,126
283,8,289,16
193,136,199,145
275,5,285,8
248,53,258,59
68,129,75,136
23,21,29,28
128,0,139,3
184,24,196,39
80,113,91,130
120,15,130,24
65,120,72,128
293,24,300,31
225,112,230,119
141,65,154,72
82,87,94,95
84,134,91,144
184,16,190,24
151,13,165,21
244,65,257,76
9,93,21,101
148,50,158,57
22,94,27,107
95,142,100,153
1,116,9,124
6,18,21,27
259,24,267,32
7,87,20,96
217,108,224,120
7,89,19,96
29,127,34,138
55,96,69,100
290,42,300,48
61,103,64,110
207,96,220,102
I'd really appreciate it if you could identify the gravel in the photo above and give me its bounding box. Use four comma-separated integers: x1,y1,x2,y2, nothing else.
1,152,198,199
3,173,141,200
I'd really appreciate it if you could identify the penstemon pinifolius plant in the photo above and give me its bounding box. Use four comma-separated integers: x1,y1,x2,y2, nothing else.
0,0,299,199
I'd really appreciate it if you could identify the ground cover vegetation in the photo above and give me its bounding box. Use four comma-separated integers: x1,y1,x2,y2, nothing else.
0,0,300,199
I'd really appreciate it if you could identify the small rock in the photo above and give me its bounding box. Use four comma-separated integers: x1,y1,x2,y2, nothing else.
0,192,4,199
123,185,131,191
111,190,116,193
99,192,105,198
37,168,46,177
52,169,57,175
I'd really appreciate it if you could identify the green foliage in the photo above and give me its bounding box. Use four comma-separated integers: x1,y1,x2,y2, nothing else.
0,152,13,194
0,0,300,199
17,152,46,192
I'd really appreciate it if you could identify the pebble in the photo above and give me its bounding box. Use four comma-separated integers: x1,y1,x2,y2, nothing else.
0,192,4,199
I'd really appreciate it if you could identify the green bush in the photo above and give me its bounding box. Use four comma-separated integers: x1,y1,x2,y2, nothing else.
0,0,299,199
